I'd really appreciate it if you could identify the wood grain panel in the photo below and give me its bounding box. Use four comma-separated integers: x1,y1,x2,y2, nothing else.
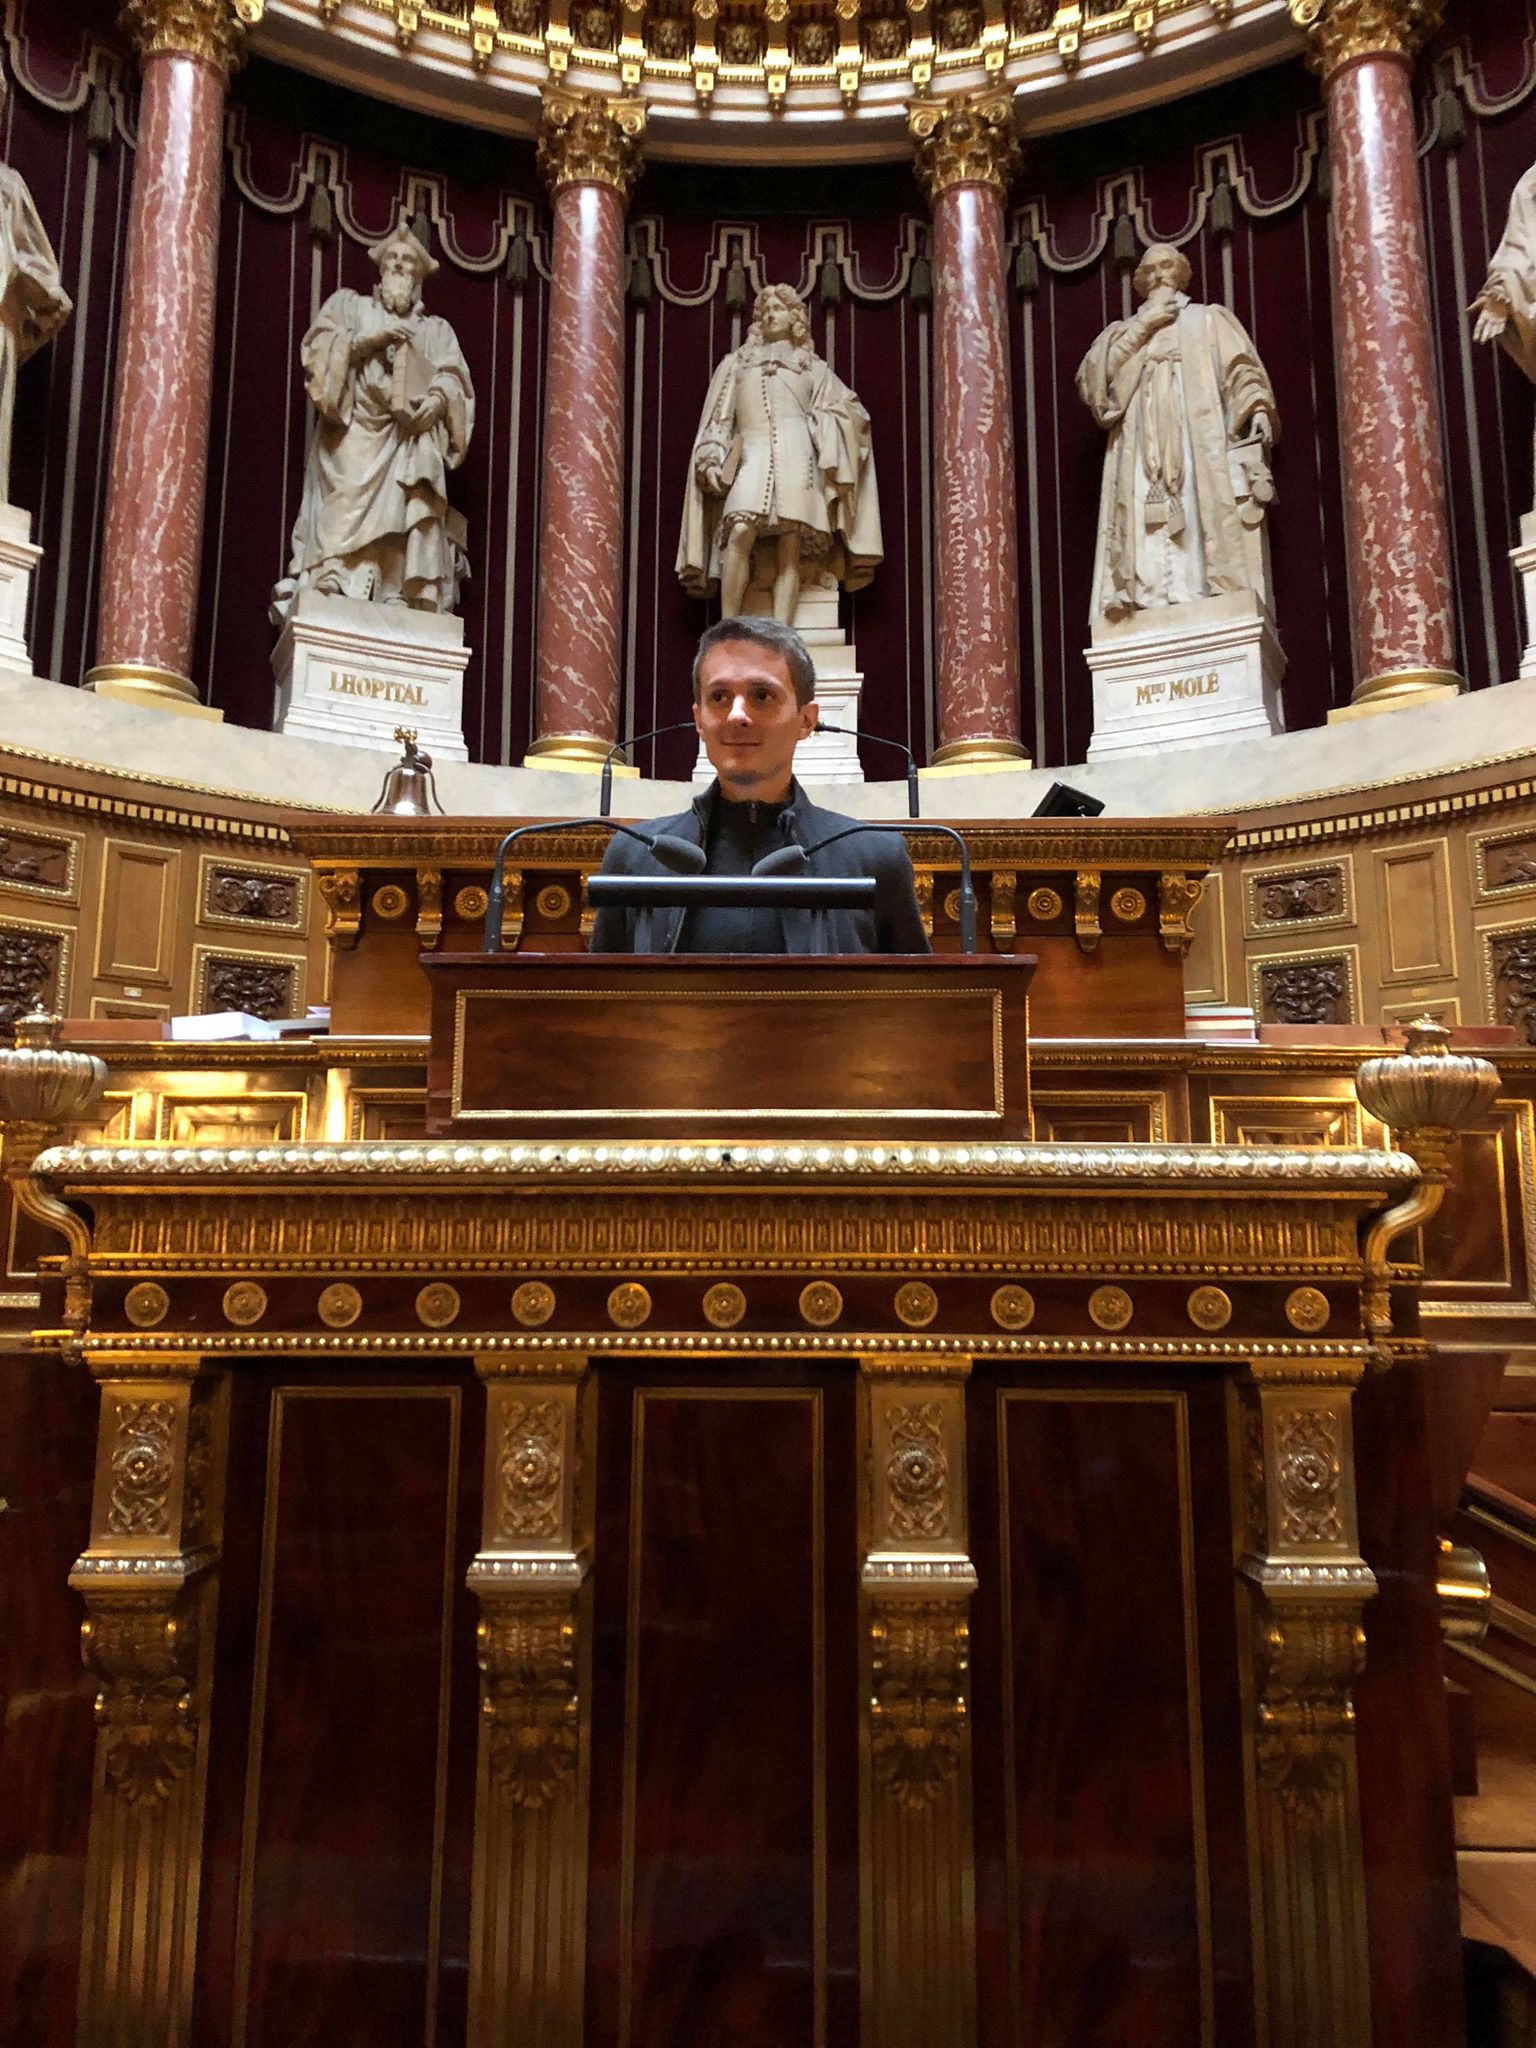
222,1387,469,2048
94,839,179,984
979,1388,1212,2048
1375,840,1456,986
585,1372,858,2048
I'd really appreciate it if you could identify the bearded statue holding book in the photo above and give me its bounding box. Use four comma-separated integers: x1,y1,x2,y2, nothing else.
271,224,475,622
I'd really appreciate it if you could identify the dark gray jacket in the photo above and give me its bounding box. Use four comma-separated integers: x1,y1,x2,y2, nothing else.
588,780,931,956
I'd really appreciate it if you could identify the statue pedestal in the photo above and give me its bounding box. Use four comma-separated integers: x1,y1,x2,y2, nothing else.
1085,591,1284,762
0,504,42,677
273,593,470,760
692,577,865,787
1513,512,1536,682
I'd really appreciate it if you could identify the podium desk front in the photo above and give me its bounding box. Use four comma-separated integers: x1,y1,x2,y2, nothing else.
423,952,1037,1141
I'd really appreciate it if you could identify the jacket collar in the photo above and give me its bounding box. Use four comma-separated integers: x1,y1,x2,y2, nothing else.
652,778,825,955
689,777,812,848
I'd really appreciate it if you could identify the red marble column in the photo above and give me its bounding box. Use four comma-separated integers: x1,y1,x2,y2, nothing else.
528,92,644,768
86,0,244,714
1307,1,1462,716
911,92,1029,769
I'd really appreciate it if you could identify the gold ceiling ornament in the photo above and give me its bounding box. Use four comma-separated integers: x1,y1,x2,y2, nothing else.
606,1279,652,1327
702,1281,747,1328
118,0,262,73
1287,0,1444,75
512,1279,557,1326
221,1280,268,1327
538,87,647,199
908,88,1021,202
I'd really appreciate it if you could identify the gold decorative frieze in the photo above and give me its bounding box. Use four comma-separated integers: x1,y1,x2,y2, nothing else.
538,85,646,196
118,0,262,73
908,87,1020,201
885,1401,949,1540
1288,0,1444,75
868,1598,969,1805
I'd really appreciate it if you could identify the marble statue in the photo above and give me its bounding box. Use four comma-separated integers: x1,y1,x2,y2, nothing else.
272,223,474,622
1076,243,1278,626
1474,164,1536,380
0,160,72,507
677,282,882,623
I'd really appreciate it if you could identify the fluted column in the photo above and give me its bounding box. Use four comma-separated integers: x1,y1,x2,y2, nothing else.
85,0,256,718
527,89,644,770
1293,0,1463,720
909,91,1030,771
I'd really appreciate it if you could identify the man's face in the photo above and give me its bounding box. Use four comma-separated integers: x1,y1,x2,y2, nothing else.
379,250,420,316
1138,251,1185,298
758,301,796,342
693,640,817,802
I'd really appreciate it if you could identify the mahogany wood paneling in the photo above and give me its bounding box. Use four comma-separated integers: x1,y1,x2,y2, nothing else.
0,1347,98,2041
193,1375,481,2048
968,1373,1247,2048
585,1366,859,2048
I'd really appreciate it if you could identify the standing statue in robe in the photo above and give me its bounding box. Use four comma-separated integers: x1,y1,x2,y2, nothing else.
271,223,474,622
0,160,72,506
1076,243,1278,627
677,282,882,623
1473,163,1536,503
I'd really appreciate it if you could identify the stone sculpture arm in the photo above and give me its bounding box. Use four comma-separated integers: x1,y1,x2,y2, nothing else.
1075,300,1177,429
1472,167,1536,377
300,291,367,428
413,316,475,464
0,167,72,360
689,353,738,494
1209,303,1279,450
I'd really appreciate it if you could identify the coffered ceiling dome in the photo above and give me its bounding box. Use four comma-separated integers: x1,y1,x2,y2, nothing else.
255,0,1298,160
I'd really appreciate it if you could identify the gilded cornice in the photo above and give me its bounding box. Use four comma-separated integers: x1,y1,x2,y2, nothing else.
537,87,646,199
118,0,263,72
1287,0,1444,75
908,88,1021,203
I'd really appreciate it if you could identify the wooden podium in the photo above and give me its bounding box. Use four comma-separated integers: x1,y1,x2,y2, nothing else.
423,952,1036,1140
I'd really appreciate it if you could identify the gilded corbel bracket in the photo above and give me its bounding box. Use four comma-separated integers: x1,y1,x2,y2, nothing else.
1074,867,1101,952
692,0,719,101
835,0,861,104
317,865,362,951
1354,1017,1500,1343
905,0,933,89
71,1358,229,2042
466,1353,593,2048
0,1008,106,1331
989,868,1017,951
470,0,498,68
1054,0,1082,69
395,0,419,49
763,0,791,101
545,0,574,73
859,1354,978,2048
416,863,444,948
914,868,936,944
1157,868,1204,956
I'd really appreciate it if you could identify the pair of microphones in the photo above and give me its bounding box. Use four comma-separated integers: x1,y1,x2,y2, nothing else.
596,718,921,818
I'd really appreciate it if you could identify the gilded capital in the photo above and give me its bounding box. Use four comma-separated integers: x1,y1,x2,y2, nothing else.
538,88,646,200
1287,0,1444,74
908,88,1021,204
118,0,262,72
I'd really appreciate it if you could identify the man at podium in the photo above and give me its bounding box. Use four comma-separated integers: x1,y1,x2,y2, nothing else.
589,616,929,955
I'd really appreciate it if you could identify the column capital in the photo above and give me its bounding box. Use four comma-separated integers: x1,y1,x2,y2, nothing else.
537,87,646,201
117,0,261,73
907,88,1020,204
1288,0,1444,75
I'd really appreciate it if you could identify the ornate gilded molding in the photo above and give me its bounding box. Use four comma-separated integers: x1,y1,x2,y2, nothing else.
1288,0,1444,75
118,0,263,73
537,86,646,198
0,1008,106,1329
907,87,1021,201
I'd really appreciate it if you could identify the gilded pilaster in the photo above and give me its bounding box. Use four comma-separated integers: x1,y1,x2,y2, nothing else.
1236,1357,1375,2048
537,86,647,198
858,1355,977,2048
72,1354,229,2048
466,1352,594,2048
1288,0,1444,75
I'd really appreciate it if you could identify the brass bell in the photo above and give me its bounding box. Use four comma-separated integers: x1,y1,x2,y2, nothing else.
372,728,446,816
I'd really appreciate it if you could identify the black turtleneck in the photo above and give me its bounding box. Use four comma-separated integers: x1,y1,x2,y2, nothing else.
677,792,790,954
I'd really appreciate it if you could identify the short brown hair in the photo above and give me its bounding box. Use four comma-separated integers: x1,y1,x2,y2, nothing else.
692,616,817,707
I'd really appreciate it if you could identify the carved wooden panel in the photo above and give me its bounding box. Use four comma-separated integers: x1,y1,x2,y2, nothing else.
155,1093,307,1146
0,915,71,1033
197,855,309,936
1484,924,1536,1047
191,947,303,1023
1208,1094,1364,1148
1181,870,1227,1007
1373,839,1456,987
94,840,180,985
1248,946,1358,1027
1033,1091,1167,1144
1243,856,1352,937
349,1091,431,1143
1473,825,1536,904
1420,1099,1536,1319
0,819,82,902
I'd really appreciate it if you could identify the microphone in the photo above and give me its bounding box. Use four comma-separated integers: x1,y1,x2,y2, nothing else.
484,818,705,951
753,821,976,952
813,723,921,818
599,720,698,817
